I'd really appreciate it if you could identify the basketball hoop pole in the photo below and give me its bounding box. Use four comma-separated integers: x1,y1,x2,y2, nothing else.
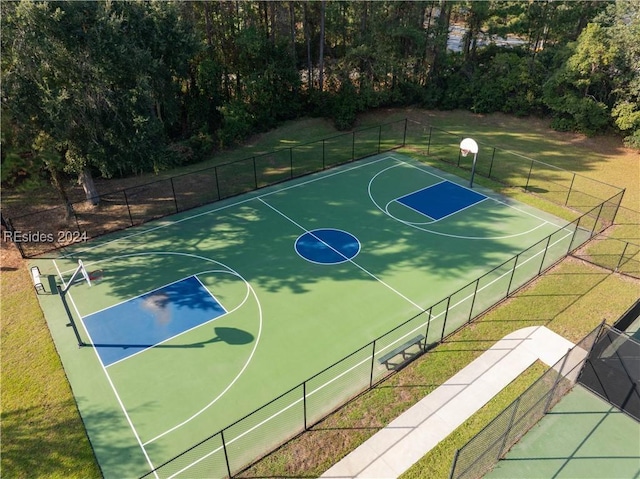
460,138,479,188
470,151,478,188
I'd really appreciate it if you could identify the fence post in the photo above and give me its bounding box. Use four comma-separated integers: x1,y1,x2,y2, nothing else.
615,242,630,272
378,125,382,154
565,173,576,206
440,297,451,341
214,166,221,200
253,157,258,189
524,159,535,191
170,178,179,213
544,347,572,413
221,429,233,478
488,147,496,178
403,118,407,147
566,217,581,253
369,340,376,389
497,398,520,460
424,307,432,343
290,147,294,178
123,189,134,226
448,449,460,479
352,130,356,161
590,203,604,235
468,279,480,323
611,189,625,224
322,139,326,169
303,382,308,430
538,235,553,275
506,255,520,297
5,218,26,258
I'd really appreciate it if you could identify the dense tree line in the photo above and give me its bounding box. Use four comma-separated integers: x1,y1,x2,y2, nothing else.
1,0,638,206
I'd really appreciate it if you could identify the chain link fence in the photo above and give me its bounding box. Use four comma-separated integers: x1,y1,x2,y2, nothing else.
5,120,408,258
404,120,626,216
140,193,622,478
449,323,604,479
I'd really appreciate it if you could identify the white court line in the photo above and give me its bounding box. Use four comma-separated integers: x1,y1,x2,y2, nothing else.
395,180,448,202
103,270,246,369
193,273,229,314
59,152,575,475
257,197,425,313
393,158,568,226
368,159,573,240
62,155,396,260
171,225,573,477
60,250,263,450
52,259,67,290
166,219,577,477
54,260,158,478
84,274,202,319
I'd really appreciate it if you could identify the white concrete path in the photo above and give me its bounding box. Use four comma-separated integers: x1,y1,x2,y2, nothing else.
321,326,575,479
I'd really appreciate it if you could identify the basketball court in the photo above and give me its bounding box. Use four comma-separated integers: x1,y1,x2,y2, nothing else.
31,153,588,478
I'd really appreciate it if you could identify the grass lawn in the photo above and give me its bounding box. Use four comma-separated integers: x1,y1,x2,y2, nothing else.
0,239,102,479
1,109,638,478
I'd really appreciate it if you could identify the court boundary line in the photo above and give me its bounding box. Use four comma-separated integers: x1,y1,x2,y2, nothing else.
50,152,581,475
368,159,569,240
53,261,158,478
61,155,397,260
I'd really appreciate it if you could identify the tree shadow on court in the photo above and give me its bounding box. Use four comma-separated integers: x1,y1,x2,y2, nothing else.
75,165,558,309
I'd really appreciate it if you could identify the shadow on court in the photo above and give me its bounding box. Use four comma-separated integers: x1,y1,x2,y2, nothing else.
90,326,253,350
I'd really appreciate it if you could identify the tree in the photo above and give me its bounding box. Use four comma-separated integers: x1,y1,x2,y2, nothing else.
543,1,640,144
1,1,197,207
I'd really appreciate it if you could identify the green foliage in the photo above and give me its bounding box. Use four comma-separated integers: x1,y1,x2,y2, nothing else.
2,0,638,196
332,79,358,130
217,102,256,149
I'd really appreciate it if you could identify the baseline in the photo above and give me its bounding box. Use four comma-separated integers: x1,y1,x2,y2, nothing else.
60,251,263,450
368,159,565,240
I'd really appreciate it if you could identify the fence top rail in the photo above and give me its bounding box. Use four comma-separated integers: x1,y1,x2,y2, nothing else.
451,321,605,478
407,119,625,194
10,119,408,221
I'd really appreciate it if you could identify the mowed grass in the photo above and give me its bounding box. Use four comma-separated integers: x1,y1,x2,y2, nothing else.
0,240,101,478
2,109,638,478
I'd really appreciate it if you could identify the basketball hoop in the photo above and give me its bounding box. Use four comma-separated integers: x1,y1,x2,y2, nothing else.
461,149,470,157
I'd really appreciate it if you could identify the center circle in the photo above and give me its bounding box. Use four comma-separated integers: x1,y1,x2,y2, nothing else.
295,228,361,265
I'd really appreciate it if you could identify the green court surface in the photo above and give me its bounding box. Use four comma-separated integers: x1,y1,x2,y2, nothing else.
31,153,582,478
486,385,640,479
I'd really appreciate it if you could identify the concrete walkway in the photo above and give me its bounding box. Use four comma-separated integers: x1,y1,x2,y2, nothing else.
321,326,575,479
